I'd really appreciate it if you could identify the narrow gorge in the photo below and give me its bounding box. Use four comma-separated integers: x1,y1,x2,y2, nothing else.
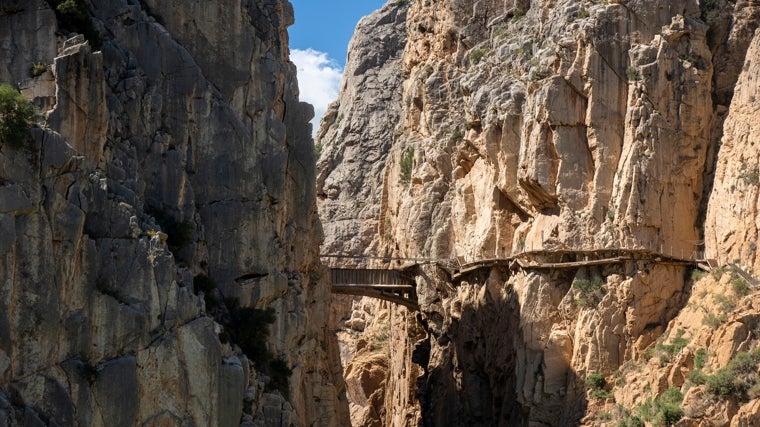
3,0,760,426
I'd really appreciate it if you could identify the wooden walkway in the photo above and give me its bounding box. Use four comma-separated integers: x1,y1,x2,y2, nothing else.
329,268,419,310
323,248,716,310
450,249,712,279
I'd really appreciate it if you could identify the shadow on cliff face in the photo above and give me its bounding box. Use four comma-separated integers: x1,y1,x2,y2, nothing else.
413,266,527,426
411,262,692,426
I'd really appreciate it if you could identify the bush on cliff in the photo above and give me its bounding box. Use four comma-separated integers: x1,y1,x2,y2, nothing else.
399,147,414,184
222,298,292,398
193,274,219,310
705,348,760,401
46,0,101,49
225,300,277,367
630,388,683,426
0,84,35,149
573,277,605,308
585,372,612,399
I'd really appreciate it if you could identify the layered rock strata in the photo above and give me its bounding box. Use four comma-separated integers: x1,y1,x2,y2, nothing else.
0,0,348,425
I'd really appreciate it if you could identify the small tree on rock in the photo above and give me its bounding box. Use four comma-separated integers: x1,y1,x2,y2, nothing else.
0,84,36,148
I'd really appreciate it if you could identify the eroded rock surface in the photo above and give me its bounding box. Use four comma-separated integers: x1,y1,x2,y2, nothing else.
1,1,348,425
318,0,760,425
706,28,760,275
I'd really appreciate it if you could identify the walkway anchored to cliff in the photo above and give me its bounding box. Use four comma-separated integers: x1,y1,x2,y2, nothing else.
328,268,419,310
322,247,716,310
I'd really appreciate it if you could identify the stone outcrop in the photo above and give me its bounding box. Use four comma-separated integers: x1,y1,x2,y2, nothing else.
1,1,348,425
317,0,760,426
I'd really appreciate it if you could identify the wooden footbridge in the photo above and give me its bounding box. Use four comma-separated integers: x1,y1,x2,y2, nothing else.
329,268,419,310
322,248,717,311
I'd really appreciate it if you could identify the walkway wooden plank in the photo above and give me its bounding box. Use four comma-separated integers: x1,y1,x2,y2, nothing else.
450,261,505,280
331,286,419,310
516,257,631,269
331,284,415,290
330,268,413,287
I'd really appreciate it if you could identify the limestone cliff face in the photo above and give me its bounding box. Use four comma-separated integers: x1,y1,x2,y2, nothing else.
706,27,760,275
317,2,408,258
0,1,348,425
318,0,760,425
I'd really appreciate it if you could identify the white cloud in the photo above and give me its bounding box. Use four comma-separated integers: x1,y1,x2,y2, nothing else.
291,48,343,136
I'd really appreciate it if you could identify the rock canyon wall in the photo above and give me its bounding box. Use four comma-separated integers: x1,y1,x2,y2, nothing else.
319,0,760,425
0,0,348,425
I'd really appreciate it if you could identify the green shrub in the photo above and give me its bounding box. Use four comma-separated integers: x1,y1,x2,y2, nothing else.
739,162,760,185
688,368,707,385
626,66,641,81
732,277,751,297
712,265,728,280
695,348,707,369
585,372,606,390
0,84,36,148
220,299,292,397
46,0,102,49
452,128,463,142
703,312,727,328
573,277,605,308
705,348,760,401
700,0,721,27
635,388,684,426
729,350,760,374
147,208,195,254
597,411,612,421
690,269,705,281
585,372,612,400
658,405,683,426
656,329,689,358
715,293,736,313
225,301,276,367
706,368,742,398
193,274,218,310
659,387,683,407
590,389,613,400
266,358,293,398
748,382,760,400
30,63,47,77
399,147,414,184
469,49,487,64
314,141,323,159
511,7,524,20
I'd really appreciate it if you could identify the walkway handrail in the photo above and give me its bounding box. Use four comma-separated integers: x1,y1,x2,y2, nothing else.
320,254,448,264
323,247,709,270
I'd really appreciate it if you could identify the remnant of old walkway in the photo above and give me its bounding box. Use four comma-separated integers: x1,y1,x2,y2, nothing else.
321,247,716,310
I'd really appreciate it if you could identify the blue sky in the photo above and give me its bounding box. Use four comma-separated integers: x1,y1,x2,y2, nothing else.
289,0,387,135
